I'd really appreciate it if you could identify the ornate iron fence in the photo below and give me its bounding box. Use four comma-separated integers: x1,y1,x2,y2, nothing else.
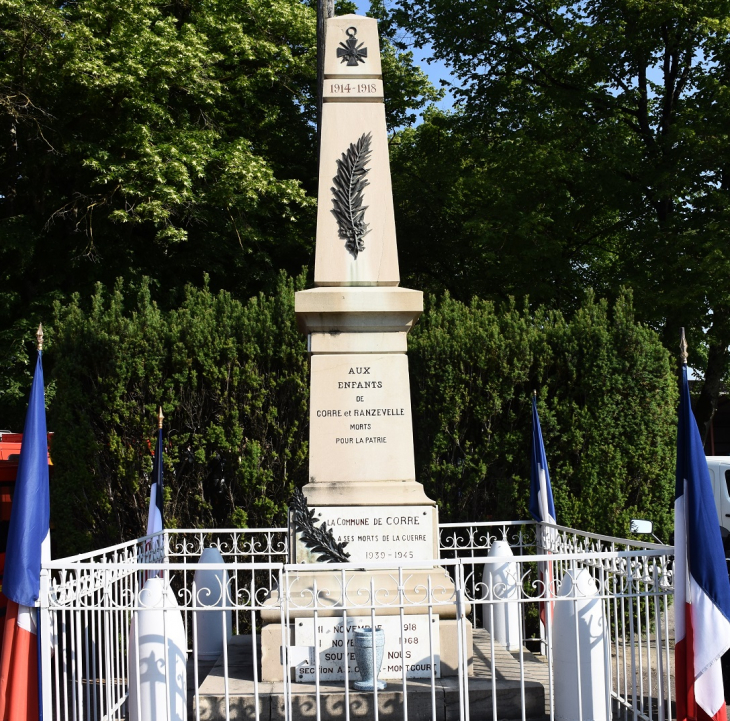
39,522,674,721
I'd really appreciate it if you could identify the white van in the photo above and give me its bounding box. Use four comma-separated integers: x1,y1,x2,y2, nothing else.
633,457,730,550
706,457,730,550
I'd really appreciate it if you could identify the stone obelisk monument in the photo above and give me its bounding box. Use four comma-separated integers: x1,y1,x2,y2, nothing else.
261,15,470,683
297,16,430,514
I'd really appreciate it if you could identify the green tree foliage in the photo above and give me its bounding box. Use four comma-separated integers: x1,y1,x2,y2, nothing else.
45,279,675,554
0,0,318,292
409,290,677,540
367,0,443,129
48,273,309,555
391,0,730,437
0,0,317,428
0,0,437,429
390,108,608,310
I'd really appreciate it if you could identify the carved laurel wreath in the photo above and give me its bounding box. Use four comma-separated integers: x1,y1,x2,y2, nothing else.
290,488,351,563
331,132,373,258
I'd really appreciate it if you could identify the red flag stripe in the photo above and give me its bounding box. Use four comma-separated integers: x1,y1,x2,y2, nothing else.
0,600,39,721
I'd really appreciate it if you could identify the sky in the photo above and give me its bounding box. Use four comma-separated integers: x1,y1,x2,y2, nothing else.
349,1,675,120
353,0,456,117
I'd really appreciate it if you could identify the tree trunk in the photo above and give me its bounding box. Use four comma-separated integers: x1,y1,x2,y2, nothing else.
316,0,334,157
694,340,729,447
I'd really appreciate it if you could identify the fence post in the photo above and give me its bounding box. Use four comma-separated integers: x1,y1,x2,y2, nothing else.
39,567,53,721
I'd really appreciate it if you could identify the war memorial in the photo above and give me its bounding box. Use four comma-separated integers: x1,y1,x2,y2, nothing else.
259,13,466,684
11,14,680,721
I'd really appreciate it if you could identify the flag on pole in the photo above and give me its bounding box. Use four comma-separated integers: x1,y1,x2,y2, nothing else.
0,325,50,721
529,392,557,530
146,407,164,538
144,408,165,581
529,392,556,624
675,330,730,721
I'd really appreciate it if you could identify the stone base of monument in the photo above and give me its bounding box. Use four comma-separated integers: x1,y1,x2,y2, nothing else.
260,618,470,682
259,567,470,682
260,568,459,619
194,629,546,721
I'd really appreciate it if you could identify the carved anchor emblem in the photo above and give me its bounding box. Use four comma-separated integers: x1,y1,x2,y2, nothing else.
337,27,368,66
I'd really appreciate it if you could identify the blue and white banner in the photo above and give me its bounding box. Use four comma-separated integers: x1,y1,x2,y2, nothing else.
675,363,730,721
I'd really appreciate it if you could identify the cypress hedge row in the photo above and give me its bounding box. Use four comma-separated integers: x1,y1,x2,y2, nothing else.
41,276,675,555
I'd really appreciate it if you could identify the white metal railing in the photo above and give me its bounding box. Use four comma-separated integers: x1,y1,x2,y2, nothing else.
39,522,674,721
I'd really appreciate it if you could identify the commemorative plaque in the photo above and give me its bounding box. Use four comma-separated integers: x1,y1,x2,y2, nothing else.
294,615,440,681
295,505,436,563
308,353,416,485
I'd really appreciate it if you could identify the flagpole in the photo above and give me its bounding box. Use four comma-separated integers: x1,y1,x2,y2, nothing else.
0,321,51,720
675,328,692,721
679,327,690,599
157,407,167,575
144,406,166,583
674,327,730,721
35,324,52,721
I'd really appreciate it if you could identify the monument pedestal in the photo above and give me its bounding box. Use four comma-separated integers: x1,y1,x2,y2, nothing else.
300,481,431,506
260,619,472,682
296,285,428,507
259,566,470,682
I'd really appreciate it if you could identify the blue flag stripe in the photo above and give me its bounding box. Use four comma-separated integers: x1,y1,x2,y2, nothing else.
152,428,164,526
3,352,50,607
677,365,730,621
529,395,556,524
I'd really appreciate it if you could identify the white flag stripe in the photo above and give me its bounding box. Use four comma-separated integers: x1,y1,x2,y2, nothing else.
538,469,556,544
695,655,726,717
17,604,36,635
41,527,50,565
539,469,549,523
690,576,730,676
146,484,162,536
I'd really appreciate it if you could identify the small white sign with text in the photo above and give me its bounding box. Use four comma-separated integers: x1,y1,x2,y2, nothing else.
293,614,440,682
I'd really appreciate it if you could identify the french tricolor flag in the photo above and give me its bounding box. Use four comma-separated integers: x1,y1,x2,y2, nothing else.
529,391,556,624
146,411,164,538
675,339,730,721
0,328,50,720
143,408,165,581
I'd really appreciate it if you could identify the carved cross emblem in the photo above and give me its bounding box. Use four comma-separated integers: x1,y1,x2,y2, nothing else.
337,27,368,67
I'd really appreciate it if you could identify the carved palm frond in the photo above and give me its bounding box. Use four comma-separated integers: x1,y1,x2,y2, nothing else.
331,132,373,258
290,487,351,563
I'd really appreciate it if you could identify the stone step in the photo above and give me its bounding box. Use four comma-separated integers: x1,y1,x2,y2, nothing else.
193,633,546,720
195,677,545,721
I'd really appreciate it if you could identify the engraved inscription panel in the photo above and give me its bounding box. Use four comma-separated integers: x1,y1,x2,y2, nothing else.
308,354,415,484
295,505,435,563
323,79,384,101
294,615,440,681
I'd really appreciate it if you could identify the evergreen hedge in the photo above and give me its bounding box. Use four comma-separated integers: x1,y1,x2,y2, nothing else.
43,278,676,555
49,274,309,554
409,291,677,540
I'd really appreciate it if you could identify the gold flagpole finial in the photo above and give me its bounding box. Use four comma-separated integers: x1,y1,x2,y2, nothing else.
679,327,688,366
36,323,44,352
157,406,164,430
533,389,537,398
